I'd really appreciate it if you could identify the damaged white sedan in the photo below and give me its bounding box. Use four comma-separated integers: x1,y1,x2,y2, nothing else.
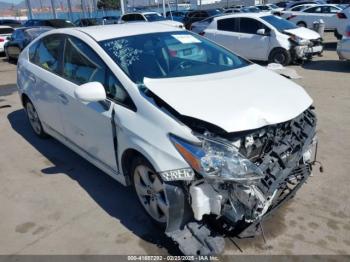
17,23,318,255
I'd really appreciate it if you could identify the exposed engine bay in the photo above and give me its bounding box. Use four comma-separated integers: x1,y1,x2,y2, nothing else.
163,107,318,255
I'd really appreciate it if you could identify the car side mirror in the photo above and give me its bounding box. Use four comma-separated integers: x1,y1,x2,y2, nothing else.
74,82,106,102
256,28,267,35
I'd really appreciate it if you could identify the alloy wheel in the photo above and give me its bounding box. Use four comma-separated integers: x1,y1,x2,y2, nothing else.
26,102,42,135
133,165,169,223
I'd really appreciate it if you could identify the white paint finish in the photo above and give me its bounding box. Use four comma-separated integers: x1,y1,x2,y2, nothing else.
43,23,183,42
334,7,350,36
17,25,312,189
74,82,107,102
144,64,313,132
337,38,350,60
284,27,321,40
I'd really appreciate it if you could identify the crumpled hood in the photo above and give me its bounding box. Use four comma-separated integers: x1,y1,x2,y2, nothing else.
284,27,321,40
144,64,313,132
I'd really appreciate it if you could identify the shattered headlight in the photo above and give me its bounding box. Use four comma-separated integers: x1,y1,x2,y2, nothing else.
170,135,264,182
289,35,311,46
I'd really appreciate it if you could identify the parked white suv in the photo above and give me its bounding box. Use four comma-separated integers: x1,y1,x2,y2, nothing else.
17,23,318,255
191,13,323,65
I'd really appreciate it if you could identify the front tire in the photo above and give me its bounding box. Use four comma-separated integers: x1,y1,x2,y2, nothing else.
268,48,291,66
131,157,169,228
25,99,48,138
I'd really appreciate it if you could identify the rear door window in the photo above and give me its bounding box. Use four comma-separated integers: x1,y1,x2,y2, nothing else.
304,6,322,13
217,18,239,32
32,34,63,74
134,14,146,21
122,14,134,21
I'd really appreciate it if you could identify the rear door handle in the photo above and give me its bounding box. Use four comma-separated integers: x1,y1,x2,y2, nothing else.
58,94,69,105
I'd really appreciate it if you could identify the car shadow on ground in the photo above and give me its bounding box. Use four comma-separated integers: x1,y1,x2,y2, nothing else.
0,84,17,97
323,42,337,51
302,59,350,73
7,109,181,255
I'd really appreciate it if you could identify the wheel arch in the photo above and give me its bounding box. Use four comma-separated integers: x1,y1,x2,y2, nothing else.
268,47,291,65
121,148,154,186
21,93,30,107
296,21,307,27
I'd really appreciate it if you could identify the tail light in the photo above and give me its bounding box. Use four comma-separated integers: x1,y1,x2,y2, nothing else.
287,15,297,20
337,12,347,19
199,31,205,36
347,30,350,37
0,38,4,42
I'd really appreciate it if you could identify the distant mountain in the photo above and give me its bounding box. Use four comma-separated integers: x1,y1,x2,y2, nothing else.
15,0,84,9
0,1,14,9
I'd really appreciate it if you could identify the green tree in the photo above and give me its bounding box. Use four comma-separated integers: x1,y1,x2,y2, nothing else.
97,0,121,10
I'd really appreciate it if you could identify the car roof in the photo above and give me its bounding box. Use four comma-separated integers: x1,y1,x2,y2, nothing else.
141,12,160,15
52,23,183,41
0,25,13,29
15,26,53,31
215,12,269,20
123,12,159,15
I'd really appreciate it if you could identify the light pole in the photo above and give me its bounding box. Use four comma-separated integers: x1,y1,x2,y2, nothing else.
67,0,73,21
120,0,125,15
162,0,166,17
50,0,57,18
25,0,33,19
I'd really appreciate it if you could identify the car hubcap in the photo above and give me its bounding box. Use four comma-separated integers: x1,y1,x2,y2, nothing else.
134,165,169,223
26,103,41,134
274,53,285,64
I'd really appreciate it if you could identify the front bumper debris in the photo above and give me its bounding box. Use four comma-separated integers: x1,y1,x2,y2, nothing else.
164,108,317,255
292,38,323,61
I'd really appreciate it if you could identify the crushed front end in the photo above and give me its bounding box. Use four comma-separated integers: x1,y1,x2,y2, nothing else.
162,107,317,255
290,36,323,62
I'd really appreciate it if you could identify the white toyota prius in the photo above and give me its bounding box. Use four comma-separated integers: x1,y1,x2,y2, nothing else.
17,23,318,255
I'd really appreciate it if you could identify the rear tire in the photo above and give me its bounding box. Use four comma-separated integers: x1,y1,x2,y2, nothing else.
297,21,307,28
130,156,169,229
24,99,48,138
269,48,291,66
